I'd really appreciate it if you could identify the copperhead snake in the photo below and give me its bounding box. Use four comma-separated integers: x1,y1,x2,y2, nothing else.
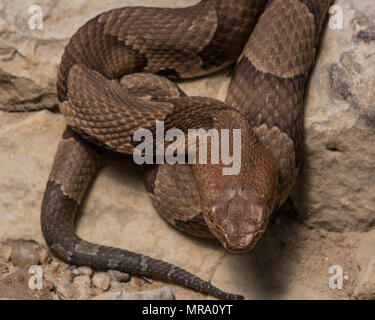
37,0,334,299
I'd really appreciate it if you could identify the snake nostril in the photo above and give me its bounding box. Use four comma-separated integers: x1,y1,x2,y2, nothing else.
240,219,256,234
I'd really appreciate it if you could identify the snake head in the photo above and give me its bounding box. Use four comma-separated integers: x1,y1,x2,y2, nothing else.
193,138,278,253
206,186,273,252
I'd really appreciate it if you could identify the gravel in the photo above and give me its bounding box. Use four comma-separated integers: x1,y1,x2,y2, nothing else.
92,273,111,291
73,275,94,300
10,243,40,268
93,287,175,300
76,266,93,277
354,258,375,300
57,278,76,300
107,270,131,283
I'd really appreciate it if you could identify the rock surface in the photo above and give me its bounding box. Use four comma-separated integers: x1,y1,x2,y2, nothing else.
92,273,111,291
73,275,94,300
56,278,75,300
10,243,40,268
93,287,175,300
0,269,53,300
107,270,131,283
354,230,375,299
0,0,374,300
291,0,375,232
354,258,375,299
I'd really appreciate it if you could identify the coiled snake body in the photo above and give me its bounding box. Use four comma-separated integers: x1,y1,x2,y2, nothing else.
41,0,334,299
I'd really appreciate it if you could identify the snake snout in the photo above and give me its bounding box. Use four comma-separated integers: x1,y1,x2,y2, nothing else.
214,196,269,252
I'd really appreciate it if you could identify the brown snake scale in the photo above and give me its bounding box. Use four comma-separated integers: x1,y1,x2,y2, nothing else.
37,0,335,299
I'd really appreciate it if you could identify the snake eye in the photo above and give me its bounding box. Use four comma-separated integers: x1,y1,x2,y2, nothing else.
238,185,251,200
224,186,236,200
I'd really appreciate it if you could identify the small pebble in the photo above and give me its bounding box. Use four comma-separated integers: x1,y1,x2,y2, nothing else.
92,273,111,291
93,288,104,296
48,261,60,273
354,259,375,300
10,244,40,267
77,266,93,277
93,287,175,300
43,279,55,291
73,275,91,286
71,269,80,276
107,270,131,283
73,275,94,300
57,278,75,300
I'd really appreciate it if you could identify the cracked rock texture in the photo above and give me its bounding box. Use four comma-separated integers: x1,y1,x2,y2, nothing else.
0,0,374,299
291,0,375,232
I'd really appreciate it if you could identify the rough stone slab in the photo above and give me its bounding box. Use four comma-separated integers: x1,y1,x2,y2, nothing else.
0,112,65,241
354,258,375,300
291,0,375,232
0,269,53,300
93,287,174,300
354,230,375,299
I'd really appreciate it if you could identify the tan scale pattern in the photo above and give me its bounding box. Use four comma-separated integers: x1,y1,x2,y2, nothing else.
242,0,316,78
61,64,175,154
226,58,305,160
101,2,218,77
120,73,183,99
254,124,298,206
149,164,213,238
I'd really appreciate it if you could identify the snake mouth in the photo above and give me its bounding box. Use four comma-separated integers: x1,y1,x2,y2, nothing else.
220,226,266,253
205,212,267,253
221,230,264,253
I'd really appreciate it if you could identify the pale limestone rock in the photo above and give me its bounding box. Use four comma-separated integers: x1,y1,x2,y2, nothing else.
107,270,131,283
76,266,93,277
291,0,375,232
73,275,94,300
56,278,75,300
92,273,111,291
354,258,375,300
10,243,40,267
354,230,375,299
93,287,174,300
